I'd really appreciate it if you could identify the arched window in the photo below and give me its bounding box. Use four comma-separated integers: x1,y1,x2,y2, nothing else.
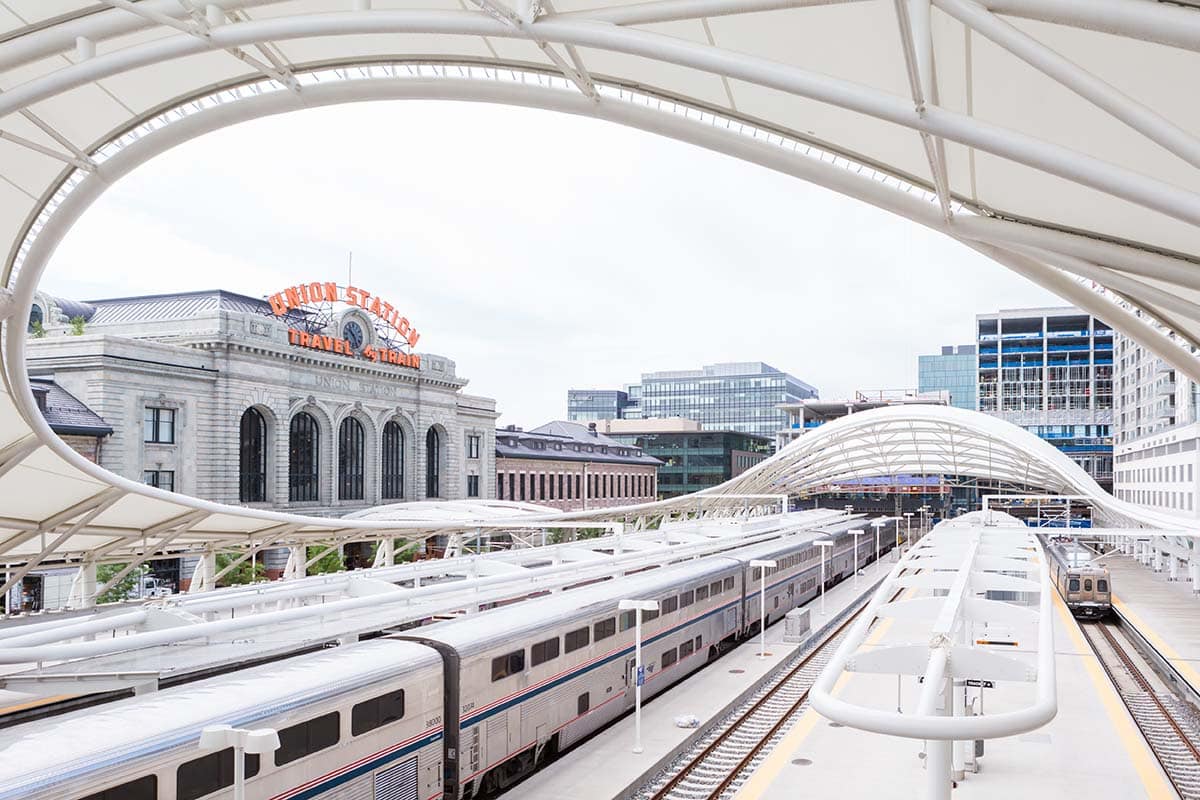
382,421,405,500
338,417,366,501
27,304,42,333
426,428,440,499
239,407,267,503
288,412,320,502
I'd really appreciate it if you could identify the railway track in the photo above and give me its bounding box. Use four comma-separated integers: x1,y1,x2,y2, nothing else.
634,592,883,800
1081,617,1200,800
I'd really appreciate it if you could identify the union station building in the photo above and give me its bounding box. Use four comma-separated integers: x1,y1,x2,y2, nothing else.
26,286,498,517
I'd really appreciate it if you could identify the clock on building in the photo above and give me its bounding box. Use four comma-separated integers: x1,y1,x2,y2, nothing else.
343,320,365,351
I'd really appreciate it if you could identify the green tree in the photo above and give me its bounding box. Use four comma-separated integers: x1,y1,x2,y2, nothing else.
96,562,146,604
215,553,266,587
68,315,85,335
29,320,46,338
306,545,344,575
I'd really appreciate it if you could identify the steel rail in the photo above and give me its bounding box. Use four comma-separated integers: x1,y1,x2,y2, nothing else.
647,588,900,800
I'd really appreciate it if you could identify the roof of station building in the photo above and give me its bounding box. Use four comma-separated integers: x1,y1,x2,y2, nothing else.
0,1,1198,565
496,421,664,465
28,378,111,437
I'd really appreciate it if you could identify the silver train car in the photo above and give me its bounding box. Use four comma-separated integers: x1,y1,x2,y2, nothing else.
0,523,888,800
1044,535,1111,618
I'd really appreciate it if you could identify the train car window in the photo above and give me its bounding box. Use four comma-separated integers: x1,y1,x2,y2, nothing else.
661,596,679,614
644,608,660,622
565,627,590,653
531,637,561,667
1068,578,1080,592
1084,579,1093,591
81,775,158,800
594,617,617,640
177,748,262,800
694,635,702,651
680,639,694,658
577,692,590,715
662,647,678,668
1098,579,1109,593
710,581,722,596
680,590,695,608
351,689,406,736
619,610,636,631
695,585,709,601
275,712,341,766
724,577,734,591
492,649,526,681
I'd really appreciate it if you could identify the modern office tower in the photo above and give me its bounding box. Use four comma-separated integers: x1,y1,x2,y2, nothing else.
917,344,978,411
977,307,1114,489
569,362,816,444
1112,334,1200,516
566,389,632,422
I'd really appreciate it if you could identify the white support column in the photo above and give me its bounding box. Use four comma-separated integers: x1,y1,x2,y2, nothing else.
67,560,97,609
1170,554,1180,582
1191,558,1200,593
282,546,305,581
372,538,395,568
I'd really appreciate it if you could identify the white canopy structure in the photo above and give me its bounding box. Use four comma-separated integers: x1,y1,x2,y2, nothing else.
0,1,1199,574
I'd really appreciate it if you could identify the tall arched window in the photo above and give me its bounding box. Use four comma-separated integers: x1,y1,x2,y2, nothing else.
382,421,405,500
239,407,267,503
338,417,366,501
289,412,320,502
426,428,440,499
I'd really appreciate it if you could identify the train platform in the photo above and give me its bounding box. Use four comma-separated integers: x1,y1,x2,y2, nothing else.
729,581,1175,800
503,554,898,800
1104,552,1200,691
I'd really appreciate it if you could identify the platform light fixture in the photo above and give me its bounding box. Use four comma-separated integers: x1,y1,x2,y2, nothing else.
871,518,887,566
198,725,280,800
749,559,778,658
814,539,834,615
850,529,865,588
618,598,659,754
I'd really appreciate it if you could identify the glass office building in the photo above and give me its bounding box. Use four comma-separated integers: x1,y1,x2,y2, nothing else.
637,362,817,441
917,345,978,411
606,428,773,498
566,389,631,422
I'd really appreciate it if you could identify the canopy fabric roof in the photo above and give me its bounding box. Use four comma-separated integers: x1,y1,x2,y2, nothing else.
0,0,1197,570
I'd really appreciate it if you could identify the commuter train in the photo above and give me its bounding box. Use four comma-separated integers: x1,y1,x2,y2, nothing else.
1044,535,1112,618
0,523,884,800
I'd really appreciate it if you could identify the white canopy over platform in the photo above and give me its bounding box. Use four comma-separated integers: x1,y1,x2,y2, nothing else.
0,1,1198,576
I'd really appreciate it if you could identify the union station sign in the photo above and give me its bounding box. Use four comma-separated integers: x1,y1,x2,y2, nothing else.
267,281,421,370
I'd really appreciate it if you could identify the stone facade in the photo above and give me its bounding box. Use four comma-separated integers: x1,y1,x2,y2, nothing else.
27,291,497,516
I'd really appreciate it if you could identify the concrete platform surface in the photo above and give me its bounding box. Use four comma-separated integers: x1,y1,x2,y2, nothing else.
1106,552,1200,691
503,555,897,800
733,581,1175,800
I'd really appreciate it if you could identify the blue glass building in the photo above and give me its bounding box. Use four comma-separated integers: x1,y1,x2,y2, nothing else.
917,345,978,411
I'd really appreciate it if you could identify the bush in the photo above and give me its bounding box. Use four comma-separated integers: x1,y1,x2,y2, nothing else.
69,315,85,335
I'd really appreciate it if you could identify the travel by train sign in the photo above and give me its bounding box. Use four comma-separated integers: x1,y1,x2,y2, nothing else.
266,281,422,370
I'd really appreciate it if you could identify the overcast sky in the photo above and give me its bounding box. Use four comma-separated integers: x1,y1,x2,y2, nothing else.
42,101,1061,425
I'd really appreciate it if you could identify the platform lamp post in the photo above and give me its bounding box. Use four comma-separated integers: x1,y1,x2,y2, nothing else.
814,539,833,615
198,725,280,800
618,598,659,754
750,559,777,657
919,504,931,538
903,512,914,553
871,519,886,567
849,529,865,588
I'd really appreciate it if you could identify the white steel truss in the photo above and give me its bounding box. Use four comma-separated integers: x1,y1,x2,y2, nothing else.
0,1,1196,577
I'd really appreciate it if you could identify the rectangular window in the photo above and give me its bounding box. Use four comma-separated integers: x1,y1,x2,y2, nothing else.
695,585,709,601
143,470,175,493
661,596,679,614
275,712,340,766
694,635,702,652
680,589,695,608
531,637,560,667
467,475,480,498
575,474,581,498
540,473,546,500
492,649,525,681
594,617,617,640
710,580,722,596
723,577,734,591
619,610,636,631
83,776,158,800
578,692,590,715
467,434,481,459
565,627,590,653
558,473,564,499
519,474,526,501
177,749,261,800
680,639,694,658
351,689,406,736
661,647,678,668
143,406,175,443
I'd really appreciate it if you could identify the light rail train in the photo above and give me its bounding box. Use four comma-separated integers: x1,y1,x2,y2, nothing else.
0,522,888,800
1043,535,1111,618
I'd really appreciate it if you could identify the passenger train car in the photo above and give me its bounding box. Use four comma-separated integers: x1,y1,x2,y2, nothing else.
1044,535,1111,618
0,522,890,800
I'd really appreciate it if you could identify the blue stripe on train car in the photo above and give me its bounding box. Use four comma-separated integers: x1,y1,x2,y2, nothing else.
283,731,442,800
